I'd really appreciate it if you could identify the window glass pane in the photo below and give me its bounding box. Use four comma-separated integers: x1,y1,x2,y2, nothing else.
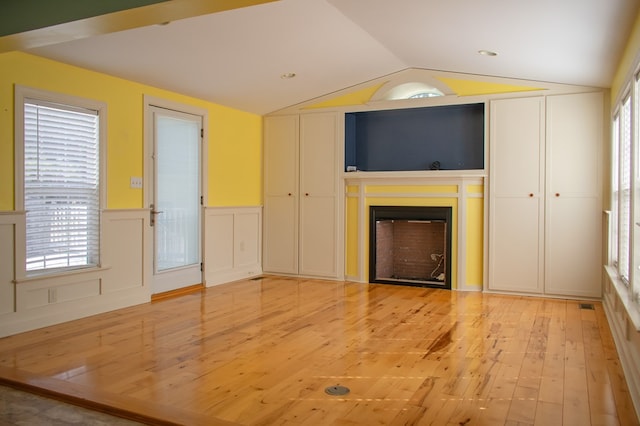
24,102,100,272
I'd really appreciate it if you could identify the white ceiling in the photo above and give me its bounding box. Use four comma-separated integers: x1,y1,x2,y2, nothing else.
27,0,640,115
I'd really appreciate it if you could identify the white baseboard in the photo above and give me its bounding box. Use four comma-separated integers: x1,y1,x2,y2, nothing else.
0,287,149,338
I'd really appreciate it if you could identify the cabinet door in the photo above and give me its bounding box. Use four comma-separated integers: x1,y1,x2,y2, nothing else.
300,195,337,277
263,116,299,274
545,92,603,297
263,195,298,274
491,97,545,196
264,116,298,197
546,197,601,297
490,197,544,292
299,113,338,277
489,97,545,293
546,92,602,197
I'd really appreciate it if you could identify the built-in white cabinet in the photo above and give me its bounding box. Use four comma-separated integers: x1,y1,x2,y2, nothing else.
489,96,545,293
544,93,603,297
489,92,603,297
263,112,342,278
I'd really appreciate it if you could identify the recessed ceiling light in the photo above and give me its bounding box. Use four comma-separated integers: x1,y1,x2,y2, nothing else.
280,72,296,79
478,50,498,57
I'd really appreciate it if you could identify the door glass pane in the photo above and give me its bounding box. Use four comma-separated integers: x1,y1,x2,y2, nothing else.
156,114,200,271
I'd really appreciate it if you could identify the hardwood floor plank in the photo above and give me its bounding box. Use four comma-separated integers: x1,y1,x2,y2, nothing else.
582,305,620,425
538,300,565,409
534,400,563,426
563,302,591,426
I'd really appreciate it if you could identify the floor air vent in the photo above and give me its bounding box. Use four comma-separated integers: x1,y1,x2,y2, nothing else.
579,303,595,310
325,385,350,396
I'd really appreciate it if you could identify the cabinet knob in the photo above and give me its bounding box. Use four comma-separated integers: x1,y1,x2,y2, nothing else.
529,193,534,197
288,193,292,196
555,193,560,197
305,193,309,196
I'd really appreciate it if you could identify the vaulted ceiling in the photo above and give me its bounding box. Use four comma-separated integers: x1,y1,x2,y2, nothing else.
6,0,640,114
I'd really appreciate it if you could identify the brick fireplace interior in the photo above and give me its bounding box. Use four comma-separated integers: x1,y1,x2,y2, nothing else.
369,206,452,289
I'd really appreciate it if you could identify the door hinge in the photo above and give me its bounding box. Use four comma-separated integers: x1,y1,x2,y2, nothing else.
201,128,204,138
200,262,204,272
200,196,203,205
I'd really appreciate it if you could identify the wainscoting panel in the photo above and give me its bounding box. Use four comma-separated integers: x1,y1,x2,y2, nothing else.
0,209,150,338
207,212,235,272
101,210,147,293
234,211,262,268
0,213,17,316
19,277,102,310
204,206,262,286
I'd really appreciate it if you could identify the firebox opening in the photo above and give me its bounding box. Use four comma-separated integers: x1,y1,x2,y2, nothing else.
369,206,452,289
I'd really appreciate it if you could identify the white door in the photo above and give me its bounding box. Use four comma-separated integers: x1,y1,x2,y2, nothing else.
150,106,202,294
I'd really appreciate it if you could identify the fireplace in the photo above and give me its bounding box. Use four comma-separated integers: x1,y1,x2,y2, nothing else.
369,206,452,289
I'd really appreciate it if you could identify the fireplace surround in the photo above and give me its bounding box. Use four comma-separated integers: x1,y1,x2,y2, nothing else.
369,205,452,289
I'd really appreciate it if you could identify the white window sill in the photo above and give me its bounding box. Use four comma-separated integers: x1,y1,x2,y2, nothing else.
14,264,111,285
605,264,640,331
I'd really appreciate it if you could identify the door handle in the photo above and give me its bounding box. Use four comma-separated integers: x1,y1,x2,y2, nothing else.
150,204,164,227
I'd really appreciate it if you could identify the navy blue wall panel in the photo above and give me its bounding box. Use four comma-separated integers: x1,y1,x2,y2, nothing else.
344,113,357,170
345,103,484,171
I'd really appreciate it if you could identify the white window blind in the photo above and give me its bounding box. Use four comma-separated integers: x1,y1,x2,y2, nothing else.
24,101,100,272
619,96,632,284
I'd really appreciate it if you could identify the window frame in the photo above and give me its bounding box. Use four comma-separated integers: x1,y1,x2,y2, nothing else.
14,85,107,279
634,71,640,303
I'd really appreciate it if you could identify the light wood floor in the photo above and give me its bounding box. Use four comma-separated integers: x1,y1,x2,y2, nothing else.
0,276,637,425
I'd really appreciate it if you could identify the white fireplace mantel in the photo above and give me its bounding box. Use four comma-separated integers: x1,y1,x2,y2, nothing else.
343,170,486,184
343,171,486,291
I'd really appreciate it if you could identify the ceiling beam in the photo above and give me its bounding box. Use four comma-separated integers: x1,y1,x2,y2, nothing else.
0,0,277,53
0,0,171,37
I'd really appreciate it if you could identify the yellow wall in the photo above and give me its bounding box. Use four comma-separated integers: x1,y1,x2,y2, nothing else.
345,185,360,278
465,196,484,286
612,11,640,104
0,52,262,210
208,106,262,207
